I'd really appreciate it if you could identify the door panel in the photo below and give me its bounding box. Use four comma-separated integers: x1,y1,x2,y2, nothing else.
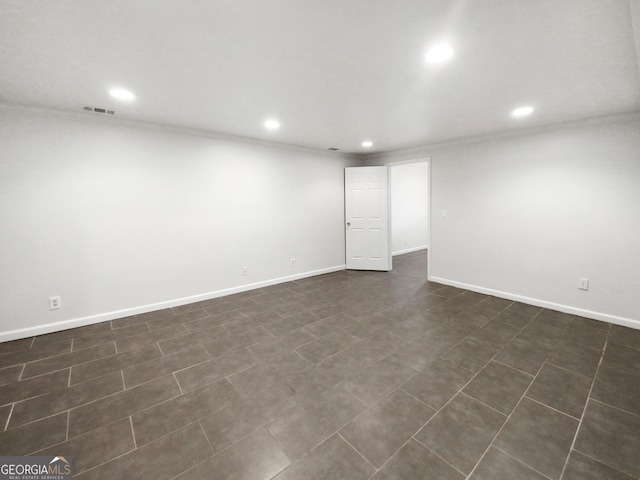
345,166,391,271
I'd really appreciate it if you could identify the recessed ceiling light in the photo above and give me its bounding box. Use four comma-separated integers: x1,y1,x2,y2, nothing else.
264,119,280,130
425,44,454,64
109,88,135,101
511,106,534,117
361,141,373,148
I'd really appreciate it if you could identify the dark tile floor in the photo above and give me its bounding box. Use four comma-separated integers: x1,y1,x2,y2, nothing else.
1,250,639,479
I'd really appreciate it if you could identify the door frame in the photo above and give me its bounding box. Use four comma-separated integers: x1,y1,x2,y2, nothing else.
386,158,431,279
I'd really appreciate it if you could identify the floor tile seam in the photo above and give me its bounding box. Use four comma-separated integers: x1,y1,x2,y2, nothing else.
216,358,263,387
268,397,369,462
489,445,555,480
521,393,583,422
596,360,640,380
117,327,196,352
123,356,214,389
3,387,50,409
542,358,596,381
338,387,407,432
173,372,185,395
206,421,271,460
457,391,509,418
69,431,142,478
436,314,529,379
65,408,70,442
24,417,74,459
132,401,236,450
488,359,536,378
361,435,413,479
69,355,166,386
7,374,130,430
557,335,608,479
293,340,361,366
570,446,639,479
464,353,547,479
336,431,381,472
72,330,152,349
2,367,73,394
408,345,506,431
3,403,14,431
397,386,439,412
411,436,468,477
21,346,120,380
202,309,243,323
0,348,74,370
65,373,182,420
196,419,216,459
135,418,211,459
16,363,26,382
168,453,212,480
1,407,70,435
605,338,640,352
588,397,640,418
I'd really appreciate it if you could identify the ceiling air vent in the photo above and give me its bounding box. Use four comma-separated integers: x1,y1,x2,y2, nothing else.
83,106,115,115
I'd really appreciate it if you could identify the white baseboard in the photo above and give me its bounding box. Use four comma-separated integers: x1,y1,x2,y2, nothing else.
429,276,640,330
392,245,428,256
1,265,346,343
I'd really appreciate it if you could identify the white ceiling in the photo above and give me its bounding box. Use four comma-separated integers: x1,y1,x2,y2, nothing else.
1,0,639,153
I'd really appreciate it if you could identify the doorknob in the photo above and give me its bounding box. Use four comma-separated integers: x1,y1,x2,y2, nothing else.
346,222,351,229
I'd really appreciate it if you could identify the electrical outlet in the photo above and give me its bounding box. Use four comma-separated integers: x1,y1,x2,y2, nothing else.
578,278,589,291
242,266,248,276
49,296,62,310
290,258,296,267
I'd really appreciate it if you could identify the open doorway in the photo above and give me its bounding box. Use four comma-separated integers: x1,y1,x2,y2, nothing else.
389,159,430,278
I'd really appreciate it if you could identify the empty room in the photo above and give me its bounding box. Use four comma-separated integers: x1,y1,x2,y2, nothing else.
1,1,639,479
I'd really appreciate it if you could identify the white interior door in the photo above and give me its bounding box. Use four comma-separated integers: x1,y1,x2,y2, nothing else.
345,166,391,271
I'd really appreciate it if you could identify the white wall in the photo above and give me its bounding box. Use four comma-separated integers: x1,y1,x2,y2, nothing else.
368,116,640,327
0,106,359,341
390,162,429,255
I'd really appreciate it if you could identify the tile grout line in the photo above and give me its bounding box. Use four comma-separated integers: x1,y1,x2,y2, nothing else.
3,403,14,431
402,343,509,478
458,390,508,417
173,372,184,395
491,358,535,378
65,410,70,441
16,363,26,381
459,308,546,479
18,342,129,381
464,361,541,479
587,397,640,418
4,409,72,433
336,432,379,473
522,395,583,421
411,436,468,477
568,448,638,480
129,415,138,449
491,445,554,480
557,324,610,479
